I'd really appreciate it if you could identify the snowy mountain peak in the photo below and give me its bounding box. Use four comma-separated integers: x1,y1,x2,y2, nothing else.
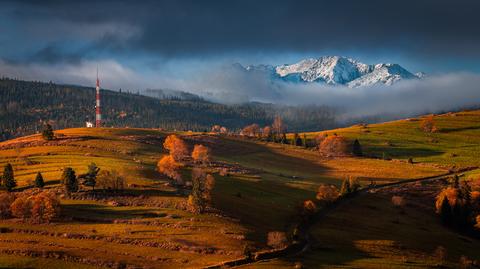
276,56,372,84
245,56,423,88
415,72,427,78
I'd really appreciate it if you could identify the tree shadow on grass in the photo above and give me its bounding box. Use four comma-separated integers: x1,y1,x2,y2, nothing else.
122,188,180,197
366,146,444,159
61,203,166,222
439,126,480,133
15,180,61,192
278,192,480,268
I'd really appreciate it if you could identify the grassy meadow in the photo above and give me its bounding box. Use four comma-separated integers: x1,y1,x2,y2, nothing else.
302,110,480,168
0,110,478,268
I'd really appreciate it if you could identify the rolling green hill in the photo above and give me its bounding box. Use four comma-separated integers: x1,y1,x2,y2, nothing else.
0,110,478,268
302,110,480,168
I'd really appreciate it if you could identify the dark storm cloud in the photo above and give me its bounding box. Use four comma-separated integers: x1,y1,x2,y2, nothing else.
3,0,480,61
6,45,84,65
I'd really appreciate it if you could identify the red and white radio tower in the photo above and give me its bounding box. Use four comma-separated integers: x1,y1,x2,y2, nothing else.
95,67,102,127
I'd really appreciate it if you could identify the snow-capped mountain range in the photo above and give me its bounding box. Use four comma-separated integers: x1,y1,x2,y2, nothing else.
243,56,423,88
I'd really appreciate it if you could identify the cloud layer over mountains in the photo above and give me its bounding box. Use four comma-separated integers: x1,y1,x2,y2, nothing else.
2,56,479,122
177,66,480,120
1,0,479,122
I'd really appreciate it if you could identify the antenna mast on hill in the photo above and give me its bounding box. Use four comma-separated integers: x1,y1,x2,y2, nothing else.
95,66,102,127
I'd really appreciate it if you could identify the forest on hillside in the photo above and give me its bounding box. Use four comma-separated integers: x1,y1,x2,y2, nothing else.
0,78,336,140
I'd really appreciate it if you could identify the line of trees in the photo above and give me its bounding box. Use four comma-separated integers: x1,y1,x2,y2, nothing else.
63,164,125,194
0,164,60,223
240,118,364,157
157,134,216,214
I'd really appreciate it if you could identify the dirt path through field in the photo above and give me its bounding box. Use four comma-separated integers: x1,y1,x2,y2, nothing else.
205,168,479,268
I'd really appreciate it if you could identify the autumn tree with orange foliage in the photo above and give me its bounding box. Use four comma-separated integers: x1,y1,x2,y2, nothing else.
159,134,190,186
314,133,328,147
163,134,189,161
10,191,60,223
187,168,215,213
204,174,215,204
157,155,184,185
472,191,480,210
316,184,340,204
10,195,32,220
267,231,288,249
435,187,459,213
272,116,286,135
435,180,475,229
96,169,127,192
319,135,349,157
262,126,272,139
420,115,438,133
192,144,211,165
303,200,317,215
0,192,15,218
30,191,60,223
241,124,260,137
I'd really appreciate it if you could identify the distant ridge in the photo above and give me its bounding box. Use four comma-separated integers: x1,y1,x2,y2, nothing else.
243,56,422,87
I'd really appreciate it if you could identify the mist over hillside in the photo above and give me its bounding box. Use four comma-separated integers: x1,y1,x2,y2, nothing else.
3,55,479,124
2,69,480,141
0,78,337,140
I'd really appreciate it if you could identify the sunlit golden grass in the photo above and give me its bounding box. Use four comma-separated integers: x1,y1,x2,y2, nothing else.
214,136,446,186
301,110,480,167
0,112,476,268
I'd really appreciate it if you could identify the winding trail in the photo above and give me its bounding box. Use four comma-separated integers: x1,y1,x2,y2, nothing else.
204,167,478,268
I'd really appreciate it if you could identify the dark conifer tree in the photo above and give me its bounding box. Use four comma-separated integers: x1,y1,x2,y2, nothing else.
42,123,55,141
452,202,463,228
352,139,363,156
292,133,301,146
84,163,100,190
452,175,460,188
295,133,302,146
62,167,78,193
459,180,473,228
267,133,274,142
439,197,452,226
34,172,45,188
2,163,16,192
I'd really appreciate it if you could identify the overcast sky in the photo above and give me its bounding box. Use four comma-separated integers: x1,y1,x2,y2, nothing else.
1,0,479,92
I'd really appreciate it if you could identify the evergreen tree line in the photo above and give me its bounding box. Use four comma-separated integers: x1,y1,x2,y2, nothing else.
0,162,107,193
0,78,337,140
436,176,477,232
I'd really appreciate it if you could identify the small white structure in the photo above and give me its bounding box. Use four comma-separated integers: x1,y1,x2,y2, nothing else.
86,121,94,128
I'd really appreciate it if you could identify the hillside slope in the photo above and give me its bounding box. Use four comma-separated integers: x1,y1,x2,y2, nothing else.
0,124,448,268
304,110,480,168
245,111,480,268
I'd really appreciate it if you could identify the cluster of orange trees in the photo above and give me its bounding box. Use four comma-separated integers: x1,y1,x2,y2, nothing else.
315,133,363,157
421,115,438,133
240,116,286,141
435,176,480,231
0,190,60,223
157,134,215,213
290,177,361,245
157,135,211,185
240,116,364,157
315,177,360,206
